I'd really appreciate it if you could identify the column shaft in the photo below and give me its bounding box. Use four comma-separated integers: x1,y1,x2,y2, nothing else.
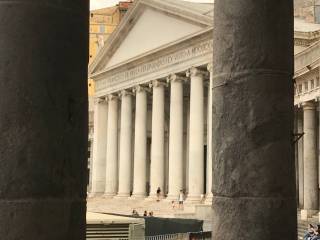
104,96,119,197
91,100,108,194
303,102,318,213
132,87,148,197
206,64,213,202
150,81,165,197
297,111,304,208
168,75,184,199
188,67,205,201
117,91,133,197
212,1,296,239
0,1,88,238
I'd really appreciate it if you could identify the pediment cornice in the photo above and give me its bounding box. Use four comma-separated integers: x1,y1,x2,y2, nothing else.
89,0,213,75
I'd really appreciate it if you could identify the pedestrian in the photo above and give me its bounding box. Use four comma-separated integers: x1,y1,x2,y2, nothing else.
149,211,154,217
156,187,161,202
312,229,320,240
143,210,148,217
171,200,176,209
304,224,315,240
132,209,139,217
178,190,184,210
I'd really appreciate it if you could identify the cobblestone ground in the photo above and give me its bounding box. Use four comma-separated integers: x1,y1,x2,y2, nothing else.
87,197,197,218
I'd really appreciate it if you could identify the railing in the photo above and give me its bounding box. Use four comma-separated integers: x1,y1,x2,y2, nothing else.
146,232,212,240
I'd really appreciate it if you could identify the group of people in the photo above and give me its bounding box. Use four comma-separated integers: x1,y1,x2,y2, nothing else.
131,209,154,217
305,224,320,240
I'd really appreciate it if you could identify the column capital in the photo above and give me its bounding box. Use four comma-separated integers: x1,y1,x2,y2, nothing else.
106,94,118,102
149,80,168,88
186,67,209,78
207,63,213,73
167,74,187,83
118,90,134,98
94,97,106,104
302,101,316,110
132,85,151,94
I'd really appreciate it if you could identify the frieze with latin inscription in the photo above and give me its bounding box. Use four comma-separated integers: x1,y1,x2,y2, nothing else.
95,40,213,92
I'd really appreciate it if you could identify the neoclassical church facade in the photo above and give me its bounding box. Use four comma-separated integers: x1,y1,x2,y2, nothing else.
89,0,320,208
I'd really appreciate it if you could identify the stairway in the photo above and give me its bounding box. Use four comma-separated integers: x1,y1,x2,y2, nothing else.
86,223,130,240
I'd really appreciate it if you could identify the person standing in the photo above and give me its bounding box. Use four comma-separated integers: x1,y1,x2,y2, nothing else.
178,190,184,210
156,187,161,202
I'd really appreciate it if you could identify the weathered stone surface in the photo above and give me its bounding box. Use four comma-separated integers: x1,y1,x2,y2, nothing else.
212,0,296,239
0,0,88,239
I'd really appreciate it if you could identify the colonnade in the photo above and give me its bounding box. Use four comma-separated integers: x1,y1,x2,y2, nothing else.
91,65,213,201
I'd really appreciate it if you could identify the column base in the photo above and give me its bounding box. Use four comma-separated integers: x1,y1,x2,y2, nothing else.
87,192,104,198
103,193,116,198
115,193,130,199
185,194,202,203
301,209,318,220
131,193,146,200
204,193,213,204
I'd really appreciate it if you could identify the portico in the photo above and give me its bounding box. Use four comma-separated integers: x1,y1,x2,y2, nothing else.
89,0,214,201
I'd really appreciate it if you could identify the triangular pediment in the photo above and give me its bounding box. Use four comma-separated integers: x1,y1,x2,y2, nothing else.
90,0,213,75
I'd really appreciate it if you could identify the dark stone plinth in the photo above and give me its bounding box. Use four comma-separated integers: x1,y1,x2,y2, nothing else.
0,1,88,239
212,1,297,239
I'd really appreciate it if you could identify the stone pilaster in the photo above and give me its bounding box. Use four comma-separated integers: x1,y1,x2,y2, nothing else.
297,109,304,208
104,94,119,197
187,67,207,202
117,90,133,198
149,80,167,198
167,74,185,199
132,86,148,198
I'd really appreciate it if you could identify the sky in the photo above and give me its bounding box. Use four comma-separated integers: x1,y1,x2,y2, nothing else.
90,0,213,10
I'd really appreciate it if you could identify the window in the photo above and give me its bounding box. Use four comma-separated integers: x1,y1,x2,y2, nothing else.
99,25,105,33
298,84,302,93
304,81,308,91
317,77,320,87
311,79,315,89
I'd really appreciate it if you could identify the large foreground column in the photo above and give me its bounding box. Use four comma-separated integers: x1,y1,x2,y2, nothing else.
187,67,205,202
0,1,88,239
149,80,166,198
91,99,108,195
117,90,133,197
104,95,119,197
167,74,184,199
302,102,318,217
132,86,148,198
212,1,296,239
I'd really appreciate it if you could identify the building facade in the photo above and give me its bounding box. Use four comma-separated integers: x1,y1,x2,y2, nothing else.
89,0,320,207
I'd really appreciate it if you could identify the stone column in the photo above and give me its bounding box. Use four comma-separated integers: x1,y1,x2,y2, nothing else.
132,86,148,198
149,80,166,198
0,1,88,238
187,67,206,202
104,95,119,197
212,1,296,239
167,74,185,199
117,90,133,198
302,102,318,218
91,99,108,195
297,110,304,208
206,63,213,203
